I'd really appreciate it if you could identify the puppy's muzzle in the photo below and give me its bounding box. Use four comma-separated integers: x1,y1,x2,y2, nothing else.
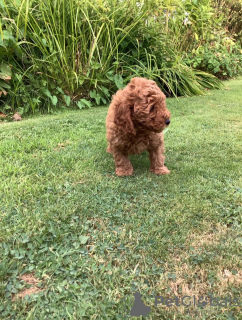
165,119,171,126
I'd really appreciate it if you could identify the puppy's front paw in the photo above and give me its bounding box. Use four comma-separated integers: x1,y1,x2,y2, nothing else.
150,166,170,175
115,168,133,176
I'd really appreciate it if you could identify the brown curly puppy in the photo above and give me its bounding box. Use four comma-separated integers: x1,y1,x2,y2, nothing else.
106,77,171,176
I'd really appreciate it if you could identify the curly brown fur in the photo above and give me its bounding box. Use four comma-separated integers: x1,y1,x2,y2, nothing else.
106,77,171,176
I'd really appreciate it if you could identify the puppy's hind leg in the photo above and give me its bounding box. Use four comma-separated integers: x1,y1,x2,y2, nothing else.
113,151,133,176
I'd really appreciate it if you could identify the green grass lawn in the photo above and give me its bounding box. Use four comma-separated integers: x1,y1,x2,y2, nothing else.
0,78,241,319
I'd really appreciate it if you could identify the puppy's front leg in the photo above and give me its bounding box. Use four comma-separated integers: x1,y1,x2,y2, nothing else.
148,146,170,175
113,151,133,176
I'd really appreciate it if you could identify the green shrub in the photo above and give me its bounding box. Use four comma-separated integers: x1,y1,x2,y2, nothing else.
159,0,221,52
184,35,242,79
214,0,242,45
0,0,227,115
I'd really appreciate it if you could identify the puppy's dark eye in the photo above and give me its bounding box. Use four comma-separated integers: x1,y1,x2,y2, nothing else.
150,105,155,112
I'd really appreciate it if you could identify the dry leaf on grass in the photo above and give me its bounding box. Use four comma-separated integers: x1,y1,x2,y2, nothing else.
0,112,7,118
12,112,22,121
4,75,11,82
54,140,72,151
0,91,8,97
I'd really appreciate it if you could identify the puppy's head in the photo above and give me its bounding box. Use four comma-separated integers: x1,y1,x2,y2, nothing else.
113,77,171,135
128,77,171,133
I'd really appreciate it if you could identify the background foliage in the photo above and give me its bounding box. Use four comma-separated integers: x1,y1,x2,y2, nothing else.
0,0,241,115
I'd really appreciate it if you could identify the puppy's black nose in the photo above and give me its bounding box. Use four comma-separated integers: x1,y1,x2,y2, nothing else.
165,119,170,125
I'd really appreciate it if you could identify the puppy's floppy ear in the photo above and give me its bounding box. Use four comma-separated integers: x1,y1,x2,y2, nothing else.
145,86,165,105
114,104,136,135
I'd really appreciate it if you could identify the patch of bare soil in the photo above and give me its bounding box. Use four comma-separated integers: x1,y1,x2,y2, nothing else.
12,273,44,301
